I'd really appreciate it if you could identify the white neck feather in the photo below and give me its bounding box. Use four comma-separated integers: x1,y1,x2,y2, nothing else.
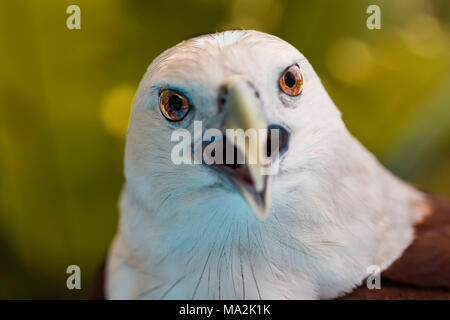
106,130,426,299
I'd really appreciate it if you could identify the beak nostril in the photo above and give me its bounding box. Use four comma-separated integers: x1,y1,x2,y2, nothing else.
217,85,229,112
267,124,290,158
218,96,226,106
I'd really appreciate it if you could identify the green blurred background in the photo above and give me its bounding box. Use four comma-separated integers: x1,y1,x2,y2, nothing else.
0,0,449,299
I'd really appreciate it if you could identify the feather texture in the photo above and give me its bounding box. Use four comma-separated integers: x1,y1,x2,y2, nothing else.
104,30,442,299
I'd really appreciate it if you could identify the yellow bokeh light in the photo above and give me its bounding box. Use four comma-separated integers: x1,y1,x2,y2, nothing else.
325,37,373,85
100,84,136,139
398,15,447,58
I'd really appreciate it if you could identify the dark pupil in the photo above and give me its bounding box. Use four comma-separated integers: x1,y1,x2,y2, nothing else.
169,95,183,111
284,71,296,87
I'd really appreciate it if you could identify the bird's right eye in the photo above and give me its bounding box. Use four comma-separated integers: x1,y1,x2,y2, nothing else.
159,89,190,121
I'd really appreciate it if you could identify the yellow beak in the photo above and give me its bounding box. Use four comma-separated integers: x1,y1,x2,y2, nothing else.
221,75,271,218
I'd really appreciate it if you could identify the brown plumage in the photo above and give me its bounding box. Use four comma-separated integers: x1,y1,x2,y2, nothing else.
342,195,450,299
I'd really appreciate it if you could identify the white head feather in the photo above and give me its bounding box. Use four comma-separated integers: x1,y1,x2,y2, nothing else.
106,30,427,299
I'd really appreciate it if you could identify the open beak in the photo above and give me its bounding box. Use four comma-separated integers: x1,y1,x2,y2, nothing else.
214,75,271,219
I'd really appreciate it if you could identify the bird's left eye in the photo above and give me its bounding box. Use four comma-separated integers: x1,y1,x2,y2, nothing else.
159,89,190,121
279,65,303,96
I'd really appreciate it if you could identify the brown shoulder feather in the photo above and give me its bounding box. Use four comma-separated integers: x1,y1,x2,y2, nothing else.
382,195,450,289
342,195,450,299
88,258,106,300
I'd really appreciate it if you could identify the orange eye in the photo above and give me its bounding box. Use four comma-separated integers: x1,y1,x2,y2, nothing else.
159,89,190,121
279,65,303,96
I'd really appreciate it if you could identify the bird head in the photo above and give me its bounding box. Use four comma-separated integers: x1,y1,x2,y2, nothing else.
111,31,427,300
124,30,343,224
